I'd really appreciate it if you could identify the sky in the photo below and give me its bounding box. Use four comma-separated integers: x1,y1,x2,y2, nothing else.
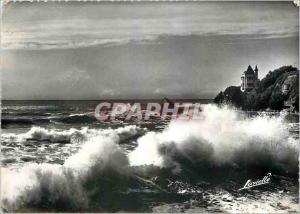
1,1,299,100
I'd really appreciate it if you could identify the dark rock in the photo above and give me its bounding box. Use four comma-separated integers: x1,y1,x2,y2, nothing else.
214,66,299,112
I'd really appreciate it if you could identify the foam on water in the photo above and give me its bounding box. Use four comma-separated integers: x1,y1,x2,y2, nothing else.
1,105,298,212
152,189,299,213
2,125,145,143
1,126,142,211
129,105,298,175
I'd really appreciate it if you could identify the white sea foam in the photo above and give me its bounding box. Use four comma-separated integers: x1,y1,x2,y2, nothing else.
1,140,128,211
2,127,89,143
1,125,145,144
212,190,299,213
1,105,298,212
1,164,88,211
1,125,142,211
129,105,298,174
152,190,300,213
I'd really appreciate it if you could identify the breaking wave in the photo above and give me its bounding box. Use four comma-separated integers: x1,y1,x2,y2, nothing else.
53,113,97,124
1,125,146,211
130,105,298,175
2,125,145,144
1,105,298,212
1,138,129,211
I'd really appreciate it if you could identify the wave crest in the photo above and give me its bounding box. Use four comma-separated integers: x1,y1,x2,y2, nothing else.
2,125,146,144
129,105,298,175
1,130,135,211
1,105,298,212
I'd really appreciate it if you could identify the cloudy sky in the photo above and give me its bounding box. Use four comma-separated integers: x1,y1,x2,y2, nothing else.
2,1,299,99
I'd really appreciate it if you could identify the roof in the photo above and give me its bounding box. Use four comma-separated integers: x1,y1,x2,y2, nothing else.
244,65,255,75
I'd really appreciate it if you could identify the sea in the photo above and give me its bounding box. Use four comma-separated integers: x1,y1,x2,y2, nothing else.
1,100,299,213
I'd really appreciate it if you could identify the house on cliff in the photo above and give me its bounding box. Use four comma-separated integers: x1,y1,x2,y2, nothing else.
241,65,260,92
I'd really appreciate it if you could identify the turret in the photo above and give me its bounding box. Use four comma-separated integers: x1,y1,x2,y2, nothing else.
254,65,258,79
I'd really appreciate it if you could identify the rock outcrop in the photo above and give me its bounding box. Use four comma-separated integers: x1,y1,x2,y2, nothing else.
214,66,299,112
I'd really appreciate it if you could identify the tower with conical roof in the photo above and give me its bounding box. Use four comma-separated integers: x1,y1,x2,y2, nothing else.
241,65,259,92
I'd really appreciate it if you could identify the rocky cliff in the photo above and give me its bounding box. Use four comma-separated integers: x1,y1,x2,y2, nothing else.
214,66,299,112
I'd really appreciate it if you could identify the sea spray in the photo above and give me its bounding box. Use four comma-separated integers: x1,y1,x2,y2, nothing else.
1,126,144,211
129,105,298,175
1,137,131,211
1,105,298,212
1,164,88,211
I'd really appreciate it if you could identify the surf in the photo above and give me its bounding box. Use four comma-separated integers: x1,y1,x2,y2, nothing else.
1,104,298,212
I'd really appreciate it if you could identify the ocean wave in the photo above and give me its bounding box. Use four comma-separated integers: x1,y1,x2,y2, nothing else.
2,127,87,143
1,134,135,211
2,118,38,126
1,125,146,145
1,105,298,212
2,112,52,116
53,114,97,124
1,118,59,129
1,125,149,211
129,105,299,175
1,113,97,127
2,105,59,111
